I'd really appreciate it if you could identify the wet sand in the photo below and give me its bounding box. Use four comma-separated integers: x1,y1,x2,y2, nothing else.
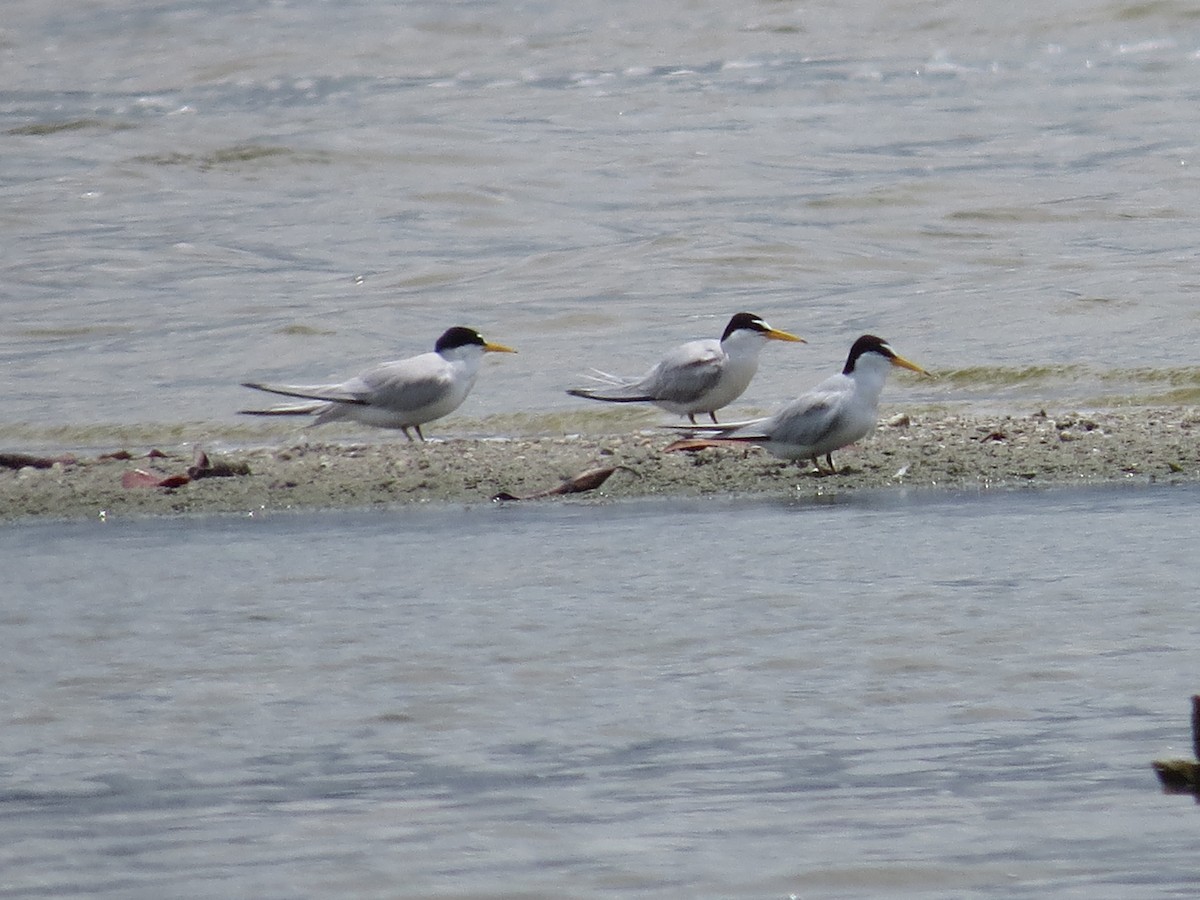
2,406,1198,521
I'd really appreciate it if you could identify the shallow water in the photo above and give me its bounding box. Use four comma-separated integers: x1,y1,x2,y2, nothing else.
3,0,1200,444
2,485,1199,897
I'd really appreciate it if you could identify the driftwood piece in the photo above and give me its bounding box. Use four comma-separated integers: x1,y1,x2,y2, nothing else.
122,447,251,490
121,469,190,489
0,452,77,470
491,465,635,502
187,448,251,480
1152,695,1200,794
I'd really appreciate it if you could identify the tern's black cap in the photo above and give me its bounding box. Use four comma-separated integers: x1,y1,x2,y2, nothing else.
435,326,487,354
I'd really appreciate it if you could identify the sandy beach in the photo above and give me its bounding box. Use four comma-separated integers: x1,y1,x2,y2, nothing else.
1,406,1198,521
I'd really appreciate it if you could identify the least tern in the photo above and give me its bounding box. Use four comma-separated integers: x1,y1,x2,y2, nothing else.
240,326,516,440
665,334,929,474
566,312,805,424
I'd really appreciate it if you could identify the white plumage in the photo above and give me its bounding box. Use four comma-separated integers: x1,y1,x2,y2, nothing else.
566,312,804,424
240,326,516,441
665,334,928,474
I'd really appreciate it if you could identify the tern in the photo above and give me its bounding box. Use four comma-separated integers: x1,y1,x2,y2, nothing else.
240,326,516,440
664,334,929,474
566,312,805,424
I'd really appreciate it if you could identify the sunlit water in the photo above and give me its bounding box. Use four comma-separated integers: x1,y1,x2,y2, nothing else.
2,486,1199,898
3,0,1200,442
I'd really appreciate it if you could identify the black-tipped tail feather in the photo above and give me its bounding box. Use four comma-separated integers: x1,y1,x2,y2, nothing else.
240,381,366,405
239,381,345,417
566,387,655,404
238,400,326,417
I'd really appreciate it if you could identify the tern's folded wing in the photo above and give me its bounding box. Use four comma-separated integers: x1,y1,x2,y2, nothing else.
764,392,842,446
354,362,455,413
661,415,770,436
647,343,725,403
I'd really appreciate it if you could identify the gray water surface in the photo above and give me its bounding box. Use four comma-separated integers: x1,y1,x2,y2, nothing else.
3,486,1198,897
3,0,1200,439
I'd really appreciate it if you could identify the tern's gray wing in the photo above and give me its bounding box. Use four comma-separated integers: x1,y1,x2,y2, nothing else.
661,415,770,436
757,390,843,446
642,341,724,402
349,356,456,413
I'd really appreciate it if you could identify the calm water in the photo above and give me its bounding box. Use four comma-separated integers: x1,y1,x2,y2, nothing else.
2,487,1199,897
3,0,1200,439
